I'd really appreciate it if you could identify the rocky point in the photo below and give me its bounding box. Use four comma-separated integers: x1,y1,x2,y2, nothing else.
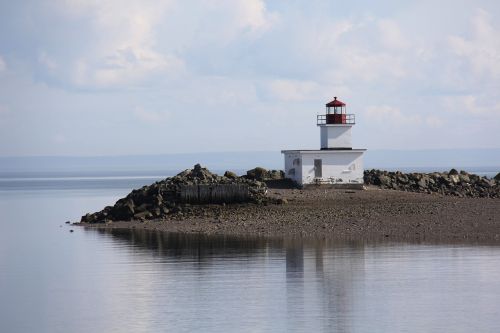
81,164,272,223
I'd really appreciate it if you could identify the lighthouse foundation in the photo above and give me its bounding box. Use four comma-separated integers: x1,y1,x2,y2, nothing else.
281,149,366,187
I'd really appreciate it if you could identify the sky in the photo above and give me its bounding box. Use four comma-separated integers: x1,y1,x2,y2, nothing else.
0,0,499,156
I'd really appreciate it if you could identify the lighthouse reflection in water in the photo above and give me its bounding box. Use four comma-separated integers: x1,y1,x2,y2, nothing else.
90,228,500,332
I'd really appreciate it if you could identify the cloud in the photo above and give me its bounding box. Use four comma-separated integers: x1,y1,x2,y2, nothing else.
266,79,320,102
264,79,351,104
449,9,500,78
227,0,277,33
377,19,410,50
54,0,184,87
443,95,500,115
366,105,422,125
365,105,445,130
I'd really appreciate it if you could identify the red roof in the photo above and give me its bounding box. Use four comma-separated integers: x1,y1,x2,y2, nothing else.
326,97,346,107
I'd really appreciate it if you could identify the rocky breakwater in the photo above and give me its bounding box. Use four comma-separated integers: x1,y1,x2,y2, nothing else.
81,164,268,223
364,169,500,198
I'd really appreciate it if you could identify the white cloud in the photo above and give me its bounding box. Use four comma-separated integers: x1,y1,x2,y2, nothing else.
366,105,422,125
266,79,320,102
443,95,500,116
229,0,276,33
265,79,350,104
365,106,443,128
57,0,183,87
294,16,412,83
378,19,410,50
449,9,500,78
49,0,278,88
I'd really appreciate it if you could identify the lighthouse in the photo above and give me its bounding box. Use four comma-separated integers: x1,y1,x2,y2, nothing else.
281,97,366,187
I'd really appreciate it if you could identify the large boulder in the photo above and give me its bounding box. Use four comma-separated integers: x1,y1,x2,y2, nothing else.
246,167,285,181
246,167,268,181
224,171,238,179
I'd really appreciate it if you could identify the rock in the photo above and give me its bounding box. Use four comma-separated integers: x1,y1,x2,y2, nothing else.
479,178,493,188
133,211,152,220
377,175,391,187
246,167,269,181
269,170,285,180
417,178,428,189
459,174,470,183
364,169,499,198
396,174,409,184
110,199,135,221
81,164,269,223
495,172,500,183
224,171,238,179
449,174,460,184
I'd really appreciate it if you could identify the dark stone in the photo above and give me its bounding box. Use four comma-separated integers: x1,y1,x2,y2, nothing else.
246,167,269,181
377,175,391,187
494,172,500,183
224,171,238,179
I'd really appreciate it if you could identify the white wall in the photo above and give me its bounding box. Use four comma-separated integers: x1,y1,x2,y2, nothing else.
283,152,302,183
301,151,364,184
320,125,352,149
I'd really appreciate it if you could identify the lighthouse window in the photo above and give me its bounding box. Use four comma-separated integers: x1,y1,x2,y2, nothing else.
288,168,295,176
293,158,301,166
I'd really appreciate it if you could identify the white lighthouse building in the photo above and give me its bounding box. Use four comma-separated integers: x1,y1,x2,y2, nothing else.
281,97,366,187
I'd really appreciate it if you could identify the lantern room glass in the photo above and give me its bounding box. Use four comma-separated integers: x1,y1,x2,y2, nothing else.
326,105,346,115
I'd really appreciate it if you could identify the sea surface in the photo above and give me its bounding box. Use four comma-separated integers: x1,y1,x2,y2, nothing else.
1,172,500,332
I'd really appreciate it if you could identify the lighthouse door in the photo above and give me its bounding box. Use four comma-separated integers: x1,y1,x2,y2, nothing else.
314,159,322,178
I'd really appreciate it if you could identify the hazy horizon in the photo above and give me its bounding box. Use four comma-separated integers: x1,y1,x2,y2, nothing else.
1,149,499,176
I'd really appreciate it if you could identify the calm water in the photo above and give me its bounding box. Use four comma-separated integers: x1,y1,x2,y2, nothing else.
1,175,500,332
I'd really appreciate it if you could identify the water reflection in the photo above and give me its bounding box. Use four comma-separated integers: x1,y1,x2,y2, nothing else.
95,228,284,259
81,228,500,332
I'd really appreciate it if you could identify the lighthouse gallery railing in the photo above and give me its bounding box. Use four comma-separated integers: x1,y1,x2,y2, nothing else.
317,114,355,125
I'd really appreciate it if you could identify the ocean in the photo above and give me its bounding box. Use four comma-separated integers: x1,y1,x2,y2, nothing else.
0,168,499,332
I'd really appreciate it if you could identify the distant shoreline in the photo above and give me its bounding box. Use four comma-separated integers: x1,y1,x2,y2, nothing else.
79,186,500,243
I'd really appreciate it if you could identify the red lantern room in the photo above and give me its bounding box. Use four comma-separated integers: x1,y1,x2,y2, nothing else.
317,97,355,125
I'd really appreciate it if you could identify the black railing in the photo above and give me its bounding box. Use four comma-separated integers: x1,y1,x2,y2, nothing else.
317,114,355,125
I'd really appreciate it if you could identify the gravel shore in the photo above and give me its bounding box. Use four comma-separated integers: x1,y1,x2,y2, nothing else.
79,186,500,243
